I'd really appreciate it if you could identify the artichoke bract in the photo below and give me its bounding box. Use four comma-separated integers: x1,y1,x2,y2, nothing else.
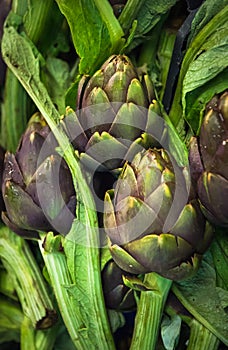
63,54,155,172
2,113,76,239
104,148,213,280
189,91,228,227
102,259,136,312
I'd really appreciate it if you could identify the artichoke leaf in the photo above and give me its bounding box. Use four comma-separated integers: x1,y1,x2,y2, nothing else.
56,0,125,74
126,78,148,106
84,131,129,170
3,181,50,232
109,102,147,141
173,251,228,345
198,172,228,226
109,243,146,274
123,234,196,277
115,163,139,202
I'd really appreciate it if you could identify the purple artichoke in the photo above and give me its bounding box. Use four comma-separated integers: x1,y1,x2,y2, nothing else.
189,91,228,227
2,112,76,239
102,258,136,312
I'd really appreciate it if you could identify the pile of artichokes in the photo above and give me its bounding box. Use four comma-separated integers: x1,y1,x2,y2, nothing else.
1,54,227,297
0,1,228,349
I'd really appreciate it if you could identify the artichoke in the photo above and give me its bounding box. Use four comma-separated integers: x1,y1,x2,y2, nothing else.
189,91,228,227
104,148,213,280
102,258,136,312
63,54,155,172
2,112,76,239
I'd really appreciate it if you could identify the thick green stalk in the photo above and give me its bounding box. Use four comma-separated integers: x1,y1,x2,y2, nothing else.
35,326,58,350
1,69,30,152
93,0,125,52
12,0,64,55
20,316,36,350
2,24,115,349
156,28,177,100
38,233,90,350
0,266,17,300
118,0,144,33
187,320,220,350
39,233,116,350
169,6,228,127
0,288,56,350
1,0,64,151
165,294,220,350
130,273,172,350
0,296,22,343
137,16,168,67
21,317,58,350
0,225,57,329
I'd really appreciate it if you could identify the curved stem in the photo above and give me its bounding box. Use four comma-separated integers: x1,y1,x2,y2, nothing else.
0,225,56,329
130,273,172,350
187,320,220,350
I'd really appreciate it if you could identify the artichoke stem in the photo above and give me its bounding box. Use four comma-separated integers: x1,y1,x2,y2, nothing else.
20,316,36,350
187,320,220,350
0,225,57,330
35,323,59,350
20,316,58,350
130,273,172,350
38,232,93,350
1,69,30,152
0,296,23,342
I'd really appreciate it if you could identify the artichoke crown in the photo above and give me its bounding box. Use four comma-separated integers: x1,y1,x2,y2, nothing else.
62,55,155,172
104,148,213,280
189,91,228,226
2,113,76,238
78,55,152,111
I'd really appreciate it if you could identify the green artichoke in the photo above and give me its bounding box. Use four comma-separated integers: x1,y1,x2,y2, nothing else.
63,54,155,172
104,148,213,280
2,113,76,239
189,91,228,227
102,258,136,312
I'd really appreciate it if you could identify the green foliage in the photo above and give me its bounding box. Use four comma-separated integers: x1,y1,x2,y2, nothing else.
161,314,182,350
173,250,228,346
55,0,125,75
125,0,178,51
169,5,228,132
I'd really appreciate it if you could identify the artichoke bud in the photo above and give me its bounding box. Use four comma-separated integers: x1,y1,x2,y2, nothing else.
78,55,151,110
71,55,157,174
2,112,76,239
102,259,136,311
104,148,214,280
189,91,228,227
